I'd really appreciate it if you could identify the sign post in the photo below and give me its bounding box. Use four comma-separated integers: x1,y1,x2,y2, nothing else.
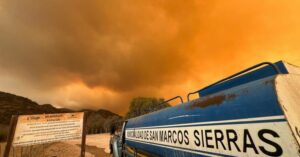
80,112,87,157
4,112,87,157
4,115,18,157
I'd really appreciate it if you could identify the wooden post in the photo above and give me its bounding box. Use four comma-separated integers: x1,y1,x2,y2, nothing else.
4,115,18,157
29,146,32,157
20,147,23,157
80,112,87,157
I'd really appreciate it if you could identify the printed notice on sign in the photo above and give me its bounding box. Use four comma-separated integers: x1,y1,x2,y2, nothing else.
13,112,84,147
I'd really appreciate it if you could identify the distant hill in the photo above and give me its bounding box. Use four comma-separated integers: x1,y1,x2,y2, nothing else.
0,91,122,141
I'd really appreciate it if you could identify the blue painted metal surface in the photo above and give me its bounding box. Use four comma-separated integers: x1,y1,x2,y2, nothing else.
126,76,283,128
123,61,299,156
125,76,286,156
198,61,288,97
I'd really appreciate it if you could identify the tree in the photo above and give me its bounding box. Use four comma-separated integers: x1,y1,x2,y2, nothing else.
125,97,171,119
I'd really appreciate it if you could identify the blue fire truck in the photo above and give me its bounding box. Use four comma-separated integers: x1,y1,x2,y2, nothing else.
110,61,300,157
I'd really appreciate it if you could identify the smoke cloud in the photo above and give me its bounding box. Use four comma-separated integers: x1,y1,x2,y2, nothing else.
0,0,300,114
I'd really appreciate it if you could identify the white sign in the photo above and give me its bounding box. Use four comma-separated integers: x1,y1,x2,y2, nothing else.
126,116,299,157
13,112,84,146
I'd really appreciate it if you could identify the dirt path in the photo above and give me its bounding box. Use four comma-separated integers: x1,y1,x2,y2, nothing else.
85,145,111,157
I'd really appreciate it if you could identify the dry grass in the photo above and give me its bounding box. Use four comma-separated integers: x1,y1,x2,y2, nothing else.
0,134,111,157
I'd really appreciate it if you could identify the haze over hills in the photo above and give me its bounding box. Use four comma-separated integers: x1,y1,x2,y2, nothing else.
0,91,122,141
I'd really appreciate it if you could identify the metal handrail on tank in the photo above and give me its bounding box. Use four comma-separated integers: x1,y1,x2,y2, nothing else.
187,62,282,102
158,96,184,106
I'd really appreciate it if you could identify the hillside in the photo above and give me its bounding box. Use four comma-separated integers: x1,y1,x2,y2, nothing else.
0,91,122,141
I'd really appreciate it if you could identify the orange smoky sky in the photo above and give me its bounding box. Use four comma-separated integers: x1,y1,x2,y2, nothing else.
0,0,300,115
